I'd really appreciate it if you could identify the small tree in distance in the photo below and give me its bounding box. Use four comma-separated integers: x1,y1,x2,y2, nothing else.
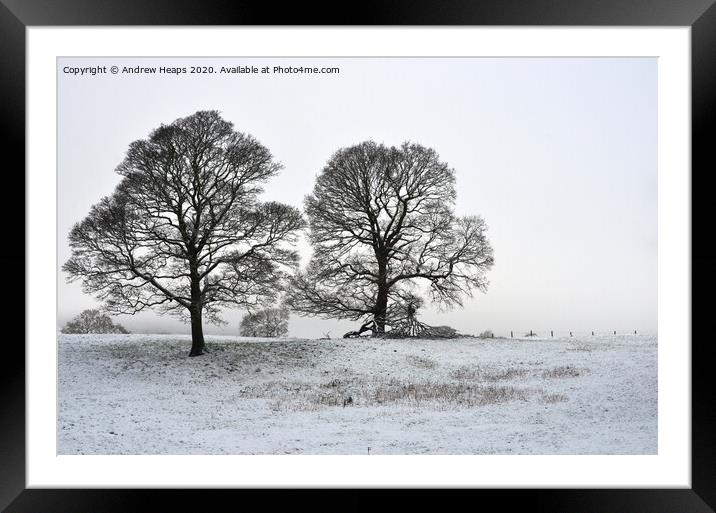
239,307,290,338
61,309,129,334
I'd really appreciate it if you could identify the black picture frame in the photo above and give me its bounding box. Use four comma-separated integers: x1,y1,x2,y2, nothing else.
2,1,714,511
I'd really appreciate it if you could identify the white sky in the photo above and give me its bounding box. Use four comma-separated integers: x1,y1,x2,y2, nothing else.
57,57,657,338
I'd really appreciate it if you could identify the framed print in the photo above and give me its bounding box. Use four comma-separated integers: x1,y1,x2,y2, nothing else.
3,0,715,511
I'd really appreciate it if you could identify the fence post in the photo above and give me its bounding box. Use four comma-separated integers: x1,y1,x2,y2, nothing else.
510,330,513,338
569,331,572,337
591,331,594,336
613,330,616,335
551,330,553,337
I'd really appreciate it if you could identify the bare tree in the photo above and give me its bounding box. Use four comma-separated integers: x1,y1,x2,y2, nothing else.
239,307,290,337
383,292,428,338
61,309,130,334
63,111,304,356
286,141,494,338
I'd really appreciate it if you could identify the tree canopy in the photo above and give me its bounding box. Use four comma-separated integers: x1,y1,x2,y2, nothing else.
63,110,304,355
286,141,494,337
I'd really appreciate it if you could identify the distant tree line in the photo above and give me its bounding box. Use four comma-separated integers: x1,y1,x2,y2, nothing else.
64,111,493,355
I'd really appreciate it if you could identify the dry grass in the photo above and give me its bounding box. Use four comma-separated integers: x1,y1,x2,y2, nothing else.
541,365,588,378
252,378,535,411
96,339,578,412
540,393,569,404
406,355,438,369
567,345,594,353
370,380,530,407
450,365,529,382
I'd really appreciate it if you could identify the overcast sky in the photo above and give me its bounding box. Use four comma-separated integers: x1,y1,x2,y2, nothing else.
57,57,657,338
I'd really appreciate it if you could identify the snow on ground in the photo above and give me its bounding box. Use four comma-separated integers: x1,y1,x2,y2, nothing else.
58,333,657,454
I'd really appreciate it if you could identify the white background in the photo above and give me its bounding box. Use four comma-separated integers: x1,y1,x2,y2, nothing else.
27,27,690,487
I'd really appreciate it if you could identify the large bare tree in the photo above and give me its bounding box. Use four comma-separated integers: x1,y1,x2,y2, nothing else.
63,111,304,356
286,141,494,337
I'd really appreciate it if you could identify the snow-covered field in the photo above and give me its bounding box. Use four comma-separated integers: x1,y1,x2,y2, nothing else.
58,333,657,454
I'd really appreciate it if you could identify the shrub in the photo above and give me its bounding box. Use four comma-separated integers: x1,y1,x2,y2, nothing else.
240,307,290,337
61,309,129,334
422,325,459,338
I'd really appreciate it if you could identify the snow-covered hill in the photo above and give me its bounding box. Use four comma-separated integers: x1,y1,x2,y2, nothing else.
58,333,657,454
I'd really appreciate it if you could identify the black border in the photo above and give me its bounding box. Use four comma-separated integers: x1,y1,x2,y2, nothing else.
3,1,715,511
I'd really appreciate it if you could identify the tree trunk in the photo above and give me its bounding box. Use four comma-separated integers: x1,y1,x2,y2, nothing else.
373,257,388,335
189,305,205,356
188,264,205,356
374,284,388,335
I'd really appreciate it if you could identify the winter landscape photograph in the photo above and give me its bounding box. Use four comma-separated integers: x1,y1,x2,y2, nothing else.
57,57,657,455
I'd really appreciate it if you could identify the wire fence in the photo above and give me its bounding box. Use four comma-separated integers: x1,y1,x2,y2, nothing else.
477,329,655,339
